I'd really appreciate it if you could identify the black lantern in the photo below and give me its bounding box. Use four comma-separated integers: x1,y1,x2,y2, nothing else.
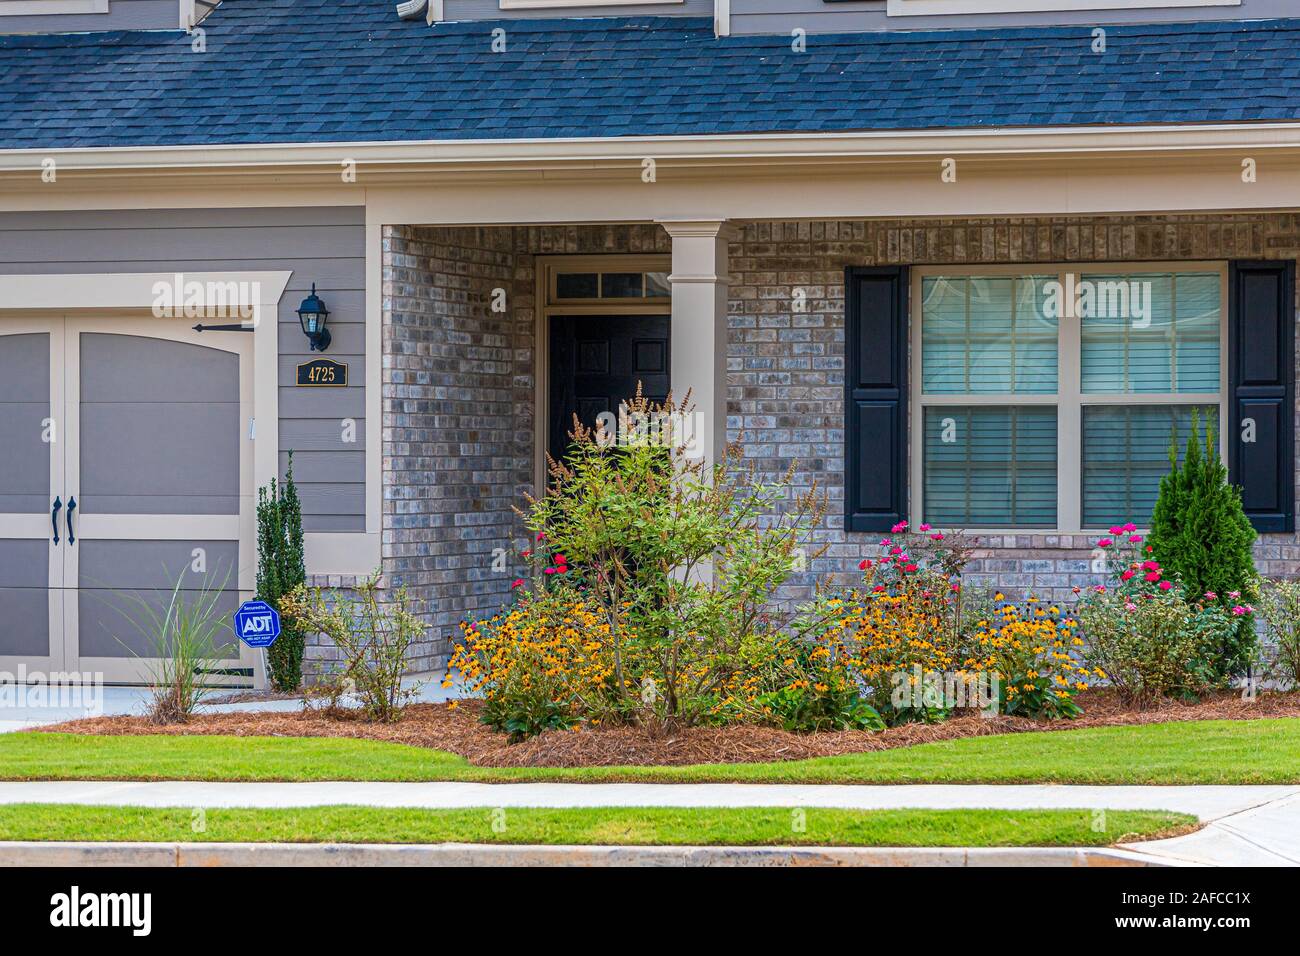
296,283,331,352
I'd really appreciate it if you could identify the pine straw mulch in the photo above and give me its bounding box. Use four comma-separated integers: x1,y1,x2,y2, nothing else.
34,689,1300,769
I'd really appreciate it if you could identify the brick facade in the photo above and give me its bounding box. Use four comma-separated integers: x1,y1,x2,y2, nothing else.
381,214,1300,668
381,224,670,668
729,214,1300,605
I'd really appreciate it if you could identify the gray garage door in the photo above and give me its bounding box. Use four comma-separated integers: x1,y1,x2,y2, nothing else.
0,325,63,673
0,320,253,683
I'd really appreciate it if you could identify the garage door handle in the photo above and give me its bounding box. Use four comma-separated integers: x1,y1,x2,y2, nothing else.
51,497,61,545
66,497,76,546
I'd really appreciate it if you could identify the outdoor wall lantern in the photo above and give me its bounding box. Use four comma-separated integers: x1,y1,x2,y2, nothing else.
296,283,331,352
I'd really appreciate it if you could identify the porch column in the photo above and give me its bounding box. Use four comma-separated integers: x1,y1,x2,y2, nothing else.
659,219,731,469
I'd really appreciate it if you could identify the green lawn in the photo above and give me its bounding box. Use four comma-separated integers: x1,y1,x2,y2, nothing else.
3,717,1298,784
0,804,1194,847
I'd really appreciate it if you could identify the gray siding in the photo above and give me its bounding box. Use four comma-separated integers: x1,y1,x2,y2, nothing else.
733,0,1293,35
0,206,367,533
442,0,711,21
0,0,178,34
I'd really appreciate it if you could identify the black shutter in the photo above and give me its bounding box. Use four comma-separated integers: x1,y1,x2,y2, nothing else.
1228,260,1295,534
845,266,908,532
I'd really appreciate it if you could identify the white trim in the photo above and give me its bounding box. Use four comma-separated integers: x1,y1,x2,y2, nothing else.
909,262,1229,535
499,0,680,7
532,255,673,494
364,217,382,538
10,122,1300,173
888,0,1237,13
714,0,729,37
0,0,108,15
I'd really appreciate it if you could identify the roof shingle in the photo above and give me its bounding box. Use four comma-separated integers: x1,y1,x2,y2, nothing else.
3,4,1300,149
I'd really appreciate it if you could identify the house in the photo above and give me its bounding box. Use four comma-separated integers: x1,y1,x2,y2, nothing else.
0,0,1296,686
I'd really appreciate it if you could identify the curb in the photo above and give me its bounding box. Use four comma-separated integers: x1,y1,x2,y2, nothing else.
0,841,1170,867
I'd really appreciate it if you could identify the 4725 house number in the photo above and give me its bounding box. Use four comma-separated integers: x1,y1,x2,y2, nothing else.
296,358,348,387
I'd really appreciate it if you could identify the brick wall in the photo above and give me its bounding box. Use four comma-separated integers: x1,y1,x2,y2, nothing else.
727,214,1300,605
382,225,528,670
381,223,670,667
379,214,1300,670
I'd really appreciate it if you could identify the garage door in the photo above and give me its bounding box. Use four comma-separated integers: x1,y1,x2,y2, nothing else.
0,318,258,684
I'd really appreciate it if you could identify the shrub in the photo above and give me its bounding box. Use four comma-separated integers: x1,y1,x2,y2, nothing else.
803,525,1086,723
117,569,230,724
448,585,621,740
965,597,1088,720
1076,533,1237,705
522,388,826,726
1257,578,1300,689
280,573,423,723
1147,411,1259,679
256,453,307,692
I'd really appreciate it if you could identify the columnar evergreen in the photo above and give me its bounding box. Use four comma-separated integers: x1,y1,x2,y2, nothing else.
1147,410,1259,679
256,452,307,691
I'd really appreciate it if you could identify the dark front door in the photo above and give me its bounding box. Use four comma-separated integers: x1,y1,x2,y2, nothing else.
549,314,670,460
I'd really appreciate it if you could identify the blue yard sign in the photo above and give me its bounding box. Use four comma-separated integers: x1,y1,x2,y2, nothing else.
233,599,281,649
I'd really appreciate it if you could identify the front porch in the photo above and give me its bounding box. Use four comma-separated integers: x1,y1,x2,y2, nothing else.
381,214,1300,667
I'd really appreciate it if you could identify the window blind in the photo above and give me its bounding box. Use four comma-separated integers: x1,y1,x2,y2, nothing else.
923,405,1057,527
1082,404,1219,528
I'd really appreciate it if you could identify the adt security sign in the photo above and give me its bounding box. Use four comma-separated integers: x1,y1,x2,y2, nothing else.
233,600,281,649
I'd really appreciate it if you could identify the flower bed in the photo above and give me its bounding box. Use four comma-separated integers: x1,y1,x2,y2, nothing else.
39,689,1300,768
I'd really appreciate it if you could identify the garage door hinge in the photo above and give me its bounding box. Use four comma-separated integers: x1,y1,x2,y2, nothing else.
249,417,256,440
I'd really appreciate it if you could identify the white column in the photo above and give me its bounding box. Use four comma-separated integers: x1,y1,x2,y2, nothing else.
659,220,731,470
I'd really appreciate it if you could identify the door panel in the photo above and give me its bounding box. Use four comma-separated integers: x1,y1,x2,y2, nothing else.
0,324,64,673
64,320,256,684
548,314,671,459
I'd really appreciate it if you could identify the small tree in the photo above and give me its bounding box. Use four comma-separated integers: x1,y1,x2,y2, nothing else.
524,388,827,725
257,452,307,691
1147,410,1258,679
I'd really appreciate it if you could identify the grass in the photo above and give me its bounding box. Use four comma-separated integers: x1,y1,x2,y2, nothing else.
2,717,1298,784
0,804,1195,847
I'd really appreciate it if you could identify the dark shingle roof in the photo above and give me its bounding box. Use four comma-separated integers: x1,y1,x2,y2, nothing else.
3,3,1300,149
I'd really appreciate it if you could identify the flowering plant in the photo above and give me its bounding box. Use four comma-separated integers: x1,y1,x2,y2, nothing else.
1076,526,1237,705
448,584,621,740
963,596,1088,719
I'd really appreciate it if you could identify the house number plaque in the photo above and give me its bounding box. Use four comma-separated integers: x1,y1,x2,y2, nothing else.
296,358,348,387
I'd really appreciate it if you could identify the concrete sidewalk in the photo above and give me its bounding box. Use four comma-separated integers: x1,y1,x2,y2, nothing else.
0,781,1296,865
0,671,457,733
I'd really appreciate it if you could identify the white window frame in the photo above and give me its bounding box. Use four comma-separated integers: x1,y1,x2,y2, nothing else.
887,0,1238,15
0,0,108,14
909,261,1228,534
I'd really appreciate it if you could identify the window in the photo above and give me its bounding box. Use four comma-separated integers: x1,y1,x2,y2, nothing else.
886,0,1239,15
553,270,670,303
914,265,1225,531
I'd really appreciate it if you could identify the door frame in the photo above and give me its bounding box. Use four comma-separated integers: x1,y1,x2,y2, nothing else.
0,271,290,687
533,255,671,493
